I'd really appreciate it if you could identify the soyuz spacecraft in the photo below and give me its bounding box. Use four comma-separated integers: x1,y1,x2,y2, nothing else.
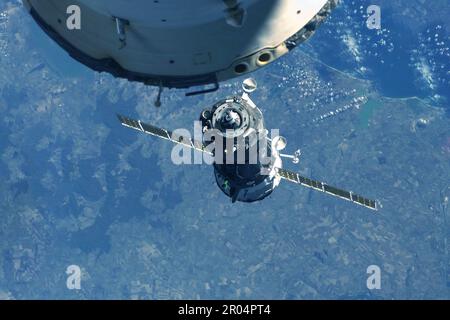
118,79,378,210
24,0,339,99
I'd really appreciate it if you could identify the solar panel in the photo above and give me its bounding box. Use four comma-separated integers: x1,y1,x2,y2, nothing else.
117,114,212,155
141,122,171,140
323,184,351,200
277,168,377,211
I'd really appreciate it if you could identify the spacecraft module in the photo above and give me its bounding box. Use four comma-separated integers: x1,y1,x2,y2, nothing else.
24,0,339,92
199,93,277,202
117,78,378,210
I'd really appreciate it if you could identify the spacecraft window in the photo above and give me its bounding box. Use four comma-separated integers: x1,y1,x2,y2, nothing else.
258,53,272,63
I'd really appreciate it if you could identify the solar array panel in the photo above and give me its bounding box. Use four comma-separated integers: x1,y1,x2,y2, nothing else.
277,168,377,210
117,114,212,155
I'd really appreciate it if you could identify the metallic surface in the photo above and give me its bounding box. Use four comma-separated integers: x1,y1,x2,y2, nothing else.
24,0,338,89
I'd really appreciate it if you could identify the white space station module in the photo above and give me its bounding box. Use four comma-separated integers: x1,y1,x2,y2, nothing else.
23,0,338,95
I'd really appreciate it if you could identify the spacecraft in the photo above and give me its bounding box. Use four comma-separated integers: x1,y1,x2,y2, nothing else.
117,79,378,210
24,0,339,99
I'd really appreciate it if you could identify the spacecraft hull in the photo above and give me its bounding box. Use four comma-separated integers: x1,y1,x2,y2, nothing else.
24,0,338,89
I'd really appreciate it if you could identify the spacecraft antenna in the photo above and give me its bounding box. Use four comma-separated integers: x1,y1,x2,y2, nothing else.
272,136,287,151
242,78,258,93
